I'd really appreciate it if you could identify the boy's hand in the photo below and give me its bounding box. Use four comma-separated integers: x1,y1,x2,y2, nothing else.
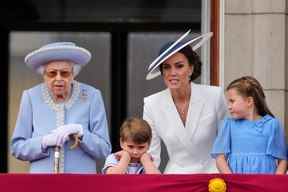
115,150,131,161
140,153,161,174
106,150,131,174
140,153,153,164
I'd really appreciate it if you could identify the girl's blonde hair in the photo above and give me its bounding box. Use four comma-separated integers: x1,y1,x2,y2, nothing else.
226,76,274,117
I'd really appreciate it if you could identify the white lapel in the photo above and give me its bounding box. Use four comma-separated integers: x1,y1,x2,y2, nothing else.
163,88,188,146
162,83,204,147
185,83,205,143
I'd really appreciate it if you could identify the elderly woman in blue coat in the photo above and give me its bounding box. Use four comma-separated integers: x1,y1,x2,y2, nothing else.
11,42,111,173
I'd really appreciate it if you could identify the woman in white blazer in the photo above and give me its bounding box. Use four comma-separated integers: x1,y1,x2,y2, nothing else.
143,31,227,173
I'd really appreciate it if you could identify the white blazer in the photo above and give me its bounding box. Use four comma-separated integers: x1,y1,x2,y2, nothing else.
143,83,227,173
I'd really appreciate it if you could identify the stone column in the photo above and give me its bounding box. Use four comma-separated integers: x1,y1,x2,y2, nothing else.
224,0,287,128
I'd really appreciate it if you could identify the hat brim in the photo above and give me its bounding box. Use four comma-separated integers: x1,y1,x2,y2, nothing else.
146,31,213,80
25,46,91,72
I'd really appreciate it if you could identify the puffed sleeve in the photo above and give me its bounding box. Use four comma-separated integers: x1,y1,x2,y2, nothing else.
143,98,161,168
211,118,231,158
11,90,49,161
266,119,287,160
79,89,111,160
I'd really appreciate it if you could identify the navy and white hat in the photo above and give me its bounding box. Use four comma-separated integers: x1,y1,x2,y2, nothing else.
146,30,213,80
25,42,91,75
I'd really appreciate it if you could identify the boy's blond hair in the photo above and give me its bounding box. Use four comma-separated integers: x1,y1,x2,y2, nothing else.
120,117,152,144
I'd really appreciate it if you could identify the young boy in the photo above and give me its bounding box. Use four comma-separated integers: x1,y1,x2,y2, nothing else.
103,117,160,174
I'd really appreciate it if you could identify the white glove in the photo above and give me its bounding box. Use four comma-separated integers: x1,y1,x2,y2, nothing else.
41,132,64,150
52,124,84,144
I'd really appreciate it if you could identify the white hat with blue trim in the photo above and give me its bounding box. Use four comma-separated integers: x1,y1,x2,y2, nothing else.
146,30,213,80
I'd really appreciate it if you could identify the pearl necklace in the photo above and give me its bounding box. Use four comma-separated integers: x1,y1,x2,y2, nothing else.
41,80,80,172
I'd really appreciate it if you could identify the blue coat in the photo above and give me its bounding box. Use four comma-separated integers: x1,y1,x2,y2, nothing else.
11,81,111,173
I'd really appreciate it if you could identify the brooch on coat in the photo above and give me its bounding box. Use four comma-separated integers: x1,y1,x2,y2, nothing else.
80,88,88,102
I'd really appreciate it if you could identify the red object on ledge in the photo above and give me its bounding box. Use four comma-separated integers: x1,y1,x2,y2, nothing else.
0,173,287,192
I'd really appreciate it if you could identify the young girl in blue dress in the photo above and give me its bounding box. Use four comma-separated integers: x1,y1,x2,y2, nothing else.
211,76,287,174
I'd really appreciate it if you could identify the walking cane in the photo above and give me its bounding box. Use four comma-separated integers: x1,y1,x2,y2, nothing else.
53,134,81,173
54,146,61,173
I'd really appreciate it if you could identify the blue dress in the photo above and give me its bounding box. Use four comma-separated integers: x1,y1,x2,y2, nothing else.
11,81,111,173
211,115,287,174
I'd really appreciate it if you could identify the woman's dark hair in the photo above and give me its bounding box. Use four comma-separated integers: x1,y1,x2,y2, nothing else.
159,45,202,81
226,76,274,117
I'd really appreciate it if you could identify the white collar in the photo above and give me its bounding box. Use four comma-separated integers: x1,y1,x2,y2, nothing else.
41,80,80,111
